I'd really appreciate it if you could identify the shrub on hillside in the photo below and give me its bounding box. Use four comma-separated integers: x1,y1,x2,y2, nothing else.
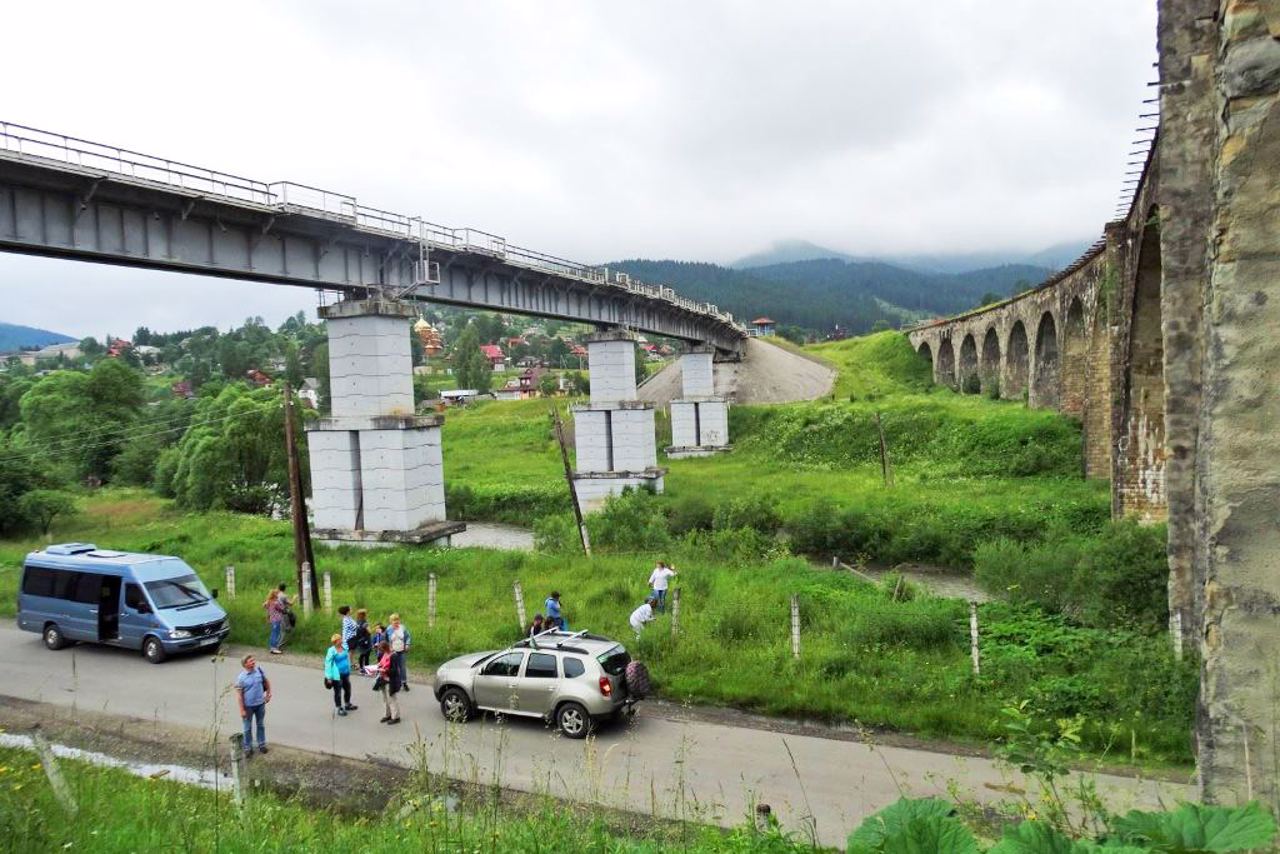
974,520,1168,630
712,493,782,535
665,492,715,534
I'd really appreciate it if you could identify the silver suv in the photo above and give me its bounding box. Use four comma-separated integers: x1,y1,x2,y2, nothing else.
433,629,637,738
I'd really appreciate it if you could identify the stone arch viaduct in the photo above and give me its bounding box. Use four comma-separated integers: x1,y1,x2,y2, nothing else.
911,0,1280,811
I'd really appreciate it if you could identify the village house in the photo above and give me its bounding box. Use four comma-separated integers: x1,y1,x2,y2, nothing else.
479,343,506,370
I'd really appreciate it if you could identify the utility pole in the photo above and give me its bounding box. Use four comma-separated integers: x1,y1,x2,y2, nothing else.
283,382,318,605
551,406,591,557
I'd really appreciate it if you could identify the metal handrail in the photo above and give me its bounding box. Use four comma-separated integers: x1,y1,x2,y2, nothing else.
0,120,745,332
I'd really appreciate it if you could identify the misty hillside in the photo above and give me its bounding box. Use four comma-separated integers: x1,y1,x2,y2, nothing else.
732,238,1094,276
0,322,75,353
610,257,1052,335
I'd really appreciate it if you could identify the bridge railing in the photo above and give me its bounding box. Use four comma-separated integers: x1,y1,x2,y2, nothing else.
0,120,744,334
0,121,275,206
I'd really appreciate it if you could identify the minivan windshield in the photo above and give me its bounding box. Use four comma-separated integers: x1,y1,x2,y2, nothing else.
145,574,211,609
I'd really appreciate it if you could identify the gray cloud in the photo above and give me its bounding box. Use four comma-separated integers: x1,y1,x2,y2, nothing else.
0,0,1156,337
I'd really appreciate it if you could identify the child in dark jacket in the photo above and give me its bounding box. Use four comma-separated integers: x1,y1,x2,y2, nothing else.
354,609,373,669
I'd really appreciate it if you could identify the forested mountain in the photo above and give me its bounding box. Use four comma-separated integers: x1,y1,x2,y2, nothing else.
0,323,74,353
609,257,1053,336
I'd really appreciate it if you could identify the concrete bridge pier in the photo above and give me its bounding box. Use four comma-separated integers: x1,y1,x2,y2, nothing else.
305,297,464,545
667,346,731,458
571,329,665,512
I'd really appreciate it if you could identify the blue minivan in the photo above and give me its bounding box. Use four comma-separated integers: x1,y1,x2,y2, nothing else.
18,543,230,663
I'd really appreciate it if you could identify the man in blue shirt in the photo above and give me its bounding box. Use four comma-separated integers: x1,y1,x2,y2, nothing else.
544,591,565,630
235,654,272,756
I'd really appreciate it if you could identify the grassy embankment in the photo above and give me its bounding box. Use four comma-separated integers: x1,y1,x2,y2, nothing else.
0,745,803,852
0,489,1194,764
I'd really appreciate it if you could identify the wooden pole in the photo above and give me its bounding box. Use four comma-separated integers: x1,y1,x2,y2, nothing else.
301,563,313,618
514,580,527,630
790,595,801,660
428,573,438,629
670,587,681,637
225,565,236,599
875,412,894,488
969,601,981,676
283,382,318,605
551,406,592,557
322,571,333,614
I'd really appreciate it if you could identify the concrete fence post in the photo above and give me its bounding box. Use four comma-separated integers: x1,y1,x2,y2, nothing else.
322,571,333,614
514,581,526,630
790,595,801,660
969,601,981,676
301,564,313,618
225,565,236,599
428,573,438,629
831,555,838,568
31,728,77,817
670,588,681,638
228,732,247,809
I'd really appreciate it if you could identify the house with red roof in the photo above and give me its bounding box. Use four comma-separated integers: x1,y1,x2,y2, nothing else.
479,344,506,369
750,317,776,337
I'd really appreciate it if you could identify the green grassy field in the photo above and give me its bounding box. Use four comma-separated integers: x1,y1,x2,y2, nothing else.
0,492,1194,764
0,745,806,852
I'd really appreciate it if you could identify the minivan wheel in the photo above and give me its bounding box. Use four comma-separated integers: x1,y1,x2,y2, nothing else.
42,624,67,651
439,687,473,722
142,636,166,664
556,701,591,739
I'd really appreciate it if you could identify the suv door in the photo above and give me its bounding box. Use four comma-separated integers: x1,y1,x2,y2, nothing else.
513,652,560,715
472,651,525,710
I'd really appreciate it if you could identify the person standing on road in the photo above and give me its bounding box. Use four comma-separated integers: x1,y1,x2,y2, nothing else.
647,560,678,613
235,654,272,756
375,640,401,724
629,597,656,639
339,605,357,647
387,614,412,693
324,633,357,716
544,592,565,630
353,608,372,670
264,589,285,655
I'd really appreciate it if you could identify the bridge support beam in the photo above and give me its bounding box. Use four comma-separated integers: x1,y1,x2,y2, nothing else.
305,298,463,545
571,329,665,512
667,347,731,458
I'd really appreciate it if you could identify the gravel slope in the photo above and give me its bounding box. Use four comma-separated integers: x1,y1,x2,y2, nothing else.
639,337,836,405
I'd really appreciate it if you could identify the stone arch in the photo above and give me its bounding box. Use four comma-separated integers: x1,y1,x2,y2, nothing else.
1118,210,1166,520
1006,321,1029,399
1031,311,1060,408
980,327,1001,395
936,337,957,388
1061,297,1087,415
917,341,933,381
958,334,979,393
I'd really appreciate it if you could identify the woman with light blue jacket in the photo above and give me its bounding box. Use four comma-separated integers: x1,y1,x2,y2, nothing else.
324,634,357,716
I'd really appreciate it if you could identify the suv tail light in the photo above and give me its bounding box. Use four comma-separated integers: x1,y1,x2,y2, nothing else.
598,676,613,697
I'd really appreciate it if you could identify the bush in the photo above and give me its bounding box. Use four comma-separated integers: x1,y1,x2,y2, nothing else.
974,520,1168,630
712,493,782,535
665,492,715,535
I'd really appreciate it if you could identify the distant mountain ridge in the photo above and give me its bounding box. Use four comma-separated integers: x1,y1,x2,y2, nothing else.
0,322,75,353
730,238,1094,276
610,256,1053,336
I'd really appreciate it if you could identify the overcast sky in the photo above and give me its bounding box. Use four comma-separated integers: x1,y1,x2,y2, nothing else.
1,0,1157,338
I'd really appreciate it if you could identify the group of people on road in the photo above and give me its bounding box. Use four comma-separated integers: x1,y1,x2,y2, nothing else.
239,559,685,755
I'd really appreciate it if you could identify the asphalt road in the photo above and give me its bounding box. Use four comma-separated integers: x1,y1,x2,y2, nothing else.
0,626,1191,847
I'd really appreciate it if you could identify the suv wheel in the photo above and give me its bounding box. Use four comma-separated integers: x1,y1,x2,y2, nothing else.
556,701,591,739
143,636,166,664
439,687,473,722
43,624,67,651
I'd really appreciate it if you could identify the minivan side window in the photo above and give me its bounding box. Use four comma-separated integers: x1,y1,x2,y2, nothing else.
70,572,101,604
21,567,56,597
124,584,149,612
562,657,586,678
526,653,557,679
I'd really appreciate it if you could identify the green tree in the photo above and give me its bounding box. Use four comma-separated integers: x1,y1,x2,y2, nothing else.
452,324,493,393
164,384,296,514
18,489,77,536
283,341,304,388
79,336,104,358
311,343,330,412
538,373,560,396
0,442,55,536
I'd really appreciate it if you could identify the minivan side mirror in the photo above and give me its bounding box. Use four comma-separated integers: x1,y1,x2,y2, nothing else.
135,603,152,614
211,589,219,600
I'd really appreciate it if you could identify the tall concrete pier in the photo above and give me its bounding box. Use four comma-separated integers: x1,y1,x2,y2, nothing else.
305,298,463,545
667,346,730,458
571,329,664,511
